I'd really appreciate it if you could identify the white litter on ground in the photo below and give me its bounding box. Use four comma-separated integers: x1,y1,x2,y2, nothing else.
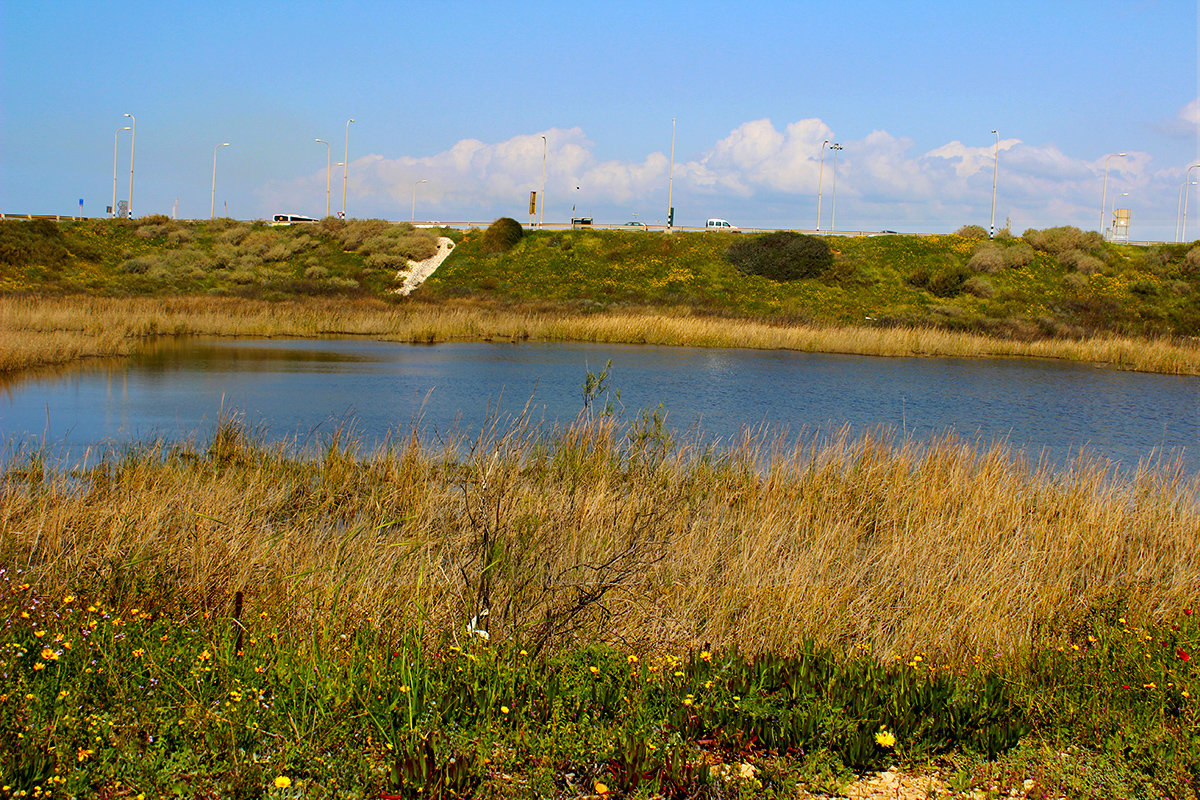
393,236,455,296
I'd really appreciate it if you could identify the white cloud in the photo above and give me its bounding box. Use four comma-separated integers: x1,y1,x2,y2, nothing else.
260,118,1192,238
1180,98,1200,127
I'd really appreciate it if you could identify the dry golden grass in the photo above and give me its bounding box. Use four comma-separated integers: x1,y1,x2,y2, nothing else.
4,416,1197,664
3,295,1198,376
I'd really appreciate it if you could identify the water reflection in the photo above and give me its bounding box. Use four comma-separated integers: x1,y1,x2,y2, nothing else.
0,338,1196,473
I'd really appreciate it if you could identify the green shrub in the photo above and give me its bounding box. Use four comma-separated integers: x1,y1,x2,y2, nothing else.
963,275,995,298
967,244,1004,273
1022,226,1103,255
1129,279,1159,297
337,219,392,250
1002,242,1036,268
119,254,159,274
906,267,930,289
725,231,833,281
1183,246,1200,276
928,264,971,296
954,224,988,239
0,219,75,268
1060,249,1105,274
364,252,409,271
1063,272,1089,292
482,217,525,254
218,223,254,245
136,223,172,240
394,230,439,262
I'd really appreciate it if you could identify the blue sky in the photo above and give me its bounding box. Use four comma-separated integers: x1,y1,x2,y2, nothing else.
2,0,1197,240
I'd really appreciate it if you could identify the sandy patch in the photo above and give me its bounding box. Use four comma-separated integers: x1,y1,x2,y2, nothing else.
393,236,455,296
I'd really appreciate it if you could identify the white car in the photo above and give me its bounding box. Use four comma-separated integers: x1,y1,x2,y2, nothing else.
705,218,737,231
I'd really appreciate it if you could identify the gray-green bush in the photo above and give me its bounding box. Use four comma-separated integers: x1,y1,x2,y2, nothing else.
725,231,833,281
1059,249,1105,274
482,217,525,254
1022,226,1103,255
1002,242,1036,268
967,244,1004,273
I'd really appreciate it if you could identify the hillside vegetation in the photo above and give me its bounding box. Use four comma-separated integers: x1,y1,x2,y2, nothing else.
427,225,1200,340
3,217,1198,343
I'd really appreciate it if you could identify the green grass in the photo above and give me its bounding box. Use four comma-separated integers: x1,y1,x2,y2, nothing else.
423,229,1200,338
3,584,1196,799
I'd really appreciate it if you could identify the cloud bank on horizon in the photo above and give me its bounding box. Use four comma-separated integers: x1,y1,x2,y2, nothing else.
265,98,1200,237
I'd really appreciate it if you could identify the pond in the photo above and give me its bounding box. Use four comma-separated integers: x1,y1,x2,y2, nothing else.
1,338,1196,473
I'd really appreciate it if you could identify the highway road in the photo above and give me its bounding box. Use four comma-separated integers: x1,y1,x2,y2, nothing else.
0,212,1167,245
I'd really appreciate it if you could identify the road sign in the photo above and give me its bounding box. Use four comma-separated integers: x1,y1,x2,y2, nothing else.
529,191,537,216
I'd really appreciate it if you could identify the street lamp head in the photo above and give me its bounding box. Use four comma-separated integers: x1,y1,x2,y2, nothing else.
219,142,230,147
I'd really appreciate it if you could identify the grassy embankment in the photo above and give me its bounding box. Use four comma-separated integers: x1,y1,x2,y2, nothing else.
1,217,1199,375
2,410,1199,797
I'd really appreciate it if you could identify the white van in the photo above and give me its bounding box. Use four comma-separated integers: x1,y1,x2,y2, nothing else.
705,218,737,231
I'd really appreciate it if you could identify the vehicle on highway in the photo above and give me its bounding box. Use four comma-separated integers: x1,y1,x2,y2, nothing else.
705,218,737,231
571,217,593,228
624,221,647,228
271,213,319,225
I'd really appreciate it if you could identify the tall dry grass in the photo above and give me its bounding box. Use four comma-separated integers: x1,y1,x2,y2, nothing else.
3,295,1199,375
3,415,1197,664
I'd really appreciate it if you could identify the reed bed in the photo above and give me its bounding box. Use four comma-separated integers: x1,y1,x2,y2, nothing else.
4,294,1199,376
4,414,1197,665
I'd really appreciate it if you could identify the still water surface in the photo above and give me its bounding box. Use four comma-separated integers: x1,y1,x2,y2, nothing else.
1,339,1196,473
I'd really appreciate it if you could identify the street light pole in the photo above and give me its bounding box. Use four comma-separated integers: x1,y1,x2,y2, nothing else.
411,179,427,223
1099,152,1126,237
342,118,355,218
210,142,230,220
667,117,676,229
1111,191,1128,219
1180,160,1200,239
829,143,843,232
989,130,999,238
315,139,331,218
123,113,135,217
1177,178,1198,242
1183,164,1200,243
816,139,829,231
112,125,130,217
539,135,547,230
